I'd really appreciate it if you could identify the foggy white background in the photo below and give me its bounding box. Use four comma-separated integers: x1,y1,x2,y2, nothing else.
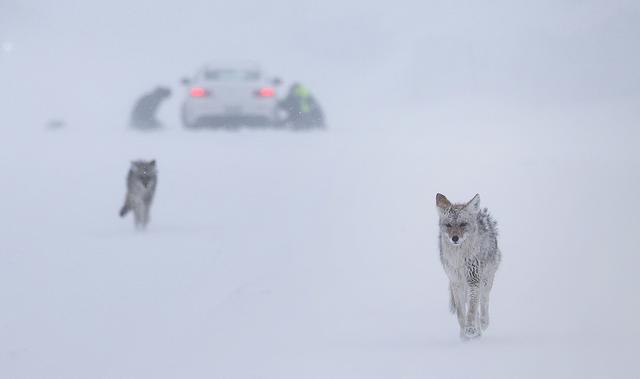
3,0,639,127
1,1,639,378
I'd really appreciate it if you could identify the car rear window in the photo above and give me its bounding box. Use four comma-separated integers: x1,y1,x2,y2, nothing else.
203,69,261,82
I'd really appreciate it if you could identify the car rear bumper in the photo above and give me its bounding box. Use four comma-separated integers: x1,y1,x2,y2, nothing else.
183,98,277,125
195,115,275,127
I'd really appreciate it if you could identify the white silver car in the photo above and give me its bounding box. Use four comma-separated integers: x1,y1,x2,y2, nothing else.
181,63,281,128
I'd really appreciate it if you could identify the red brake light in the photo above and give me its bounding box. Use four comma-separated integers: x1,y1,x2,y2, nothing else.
190,87,208,97
257,87,275,97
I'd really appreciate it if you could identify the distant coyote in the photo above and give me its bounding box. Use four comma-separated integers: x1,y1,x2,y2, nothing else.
436,193,501,340
119,160,157,229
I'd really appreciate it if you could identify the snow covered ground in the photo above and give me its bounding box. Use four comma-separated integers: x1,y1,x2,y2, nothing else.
1,99,638,378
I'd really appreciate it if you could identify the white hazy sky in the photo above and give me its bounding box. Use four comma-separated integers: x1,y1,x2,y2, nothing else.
1,0,639,126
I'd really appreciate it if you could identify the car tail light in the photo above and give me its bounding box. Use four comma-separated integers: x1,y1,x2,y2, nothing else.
256,87,275,97
190,87,209,97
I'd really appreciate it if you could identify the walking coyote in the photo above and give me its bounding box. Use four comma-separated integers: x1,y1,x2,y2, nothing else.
436,193,500,340
119,160,157,229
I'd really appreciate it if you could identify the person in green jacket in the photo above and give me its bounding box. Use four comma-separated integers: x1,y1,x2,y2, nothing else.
278,83,325,128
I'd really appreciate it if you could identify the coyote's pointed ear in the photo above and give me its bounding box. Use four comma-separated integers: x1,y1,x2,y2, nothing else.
436,193,452,209
465,194,481,212
149,160,156,167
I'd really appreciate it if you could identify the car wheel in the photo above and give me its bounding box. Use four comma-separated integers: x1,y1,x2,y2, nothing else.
181,108,198,128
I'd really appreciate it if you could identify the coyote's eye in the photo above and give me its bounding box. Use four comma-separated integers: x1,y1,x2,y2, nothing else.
445,223,452,227
460,222,468,227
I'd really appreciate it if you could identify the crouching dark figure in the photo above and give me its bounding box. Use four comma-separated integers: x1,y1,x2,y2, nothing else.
130,87,171,129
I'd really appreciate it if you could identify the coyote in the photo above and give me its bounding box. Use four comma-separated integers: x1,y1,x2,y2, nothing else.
119,160,157,229
436,193,500,340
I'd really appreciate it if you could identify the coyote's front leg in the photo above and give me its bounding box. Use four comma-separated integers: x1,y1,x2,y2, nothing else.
462,284,482,340
450,282,467,331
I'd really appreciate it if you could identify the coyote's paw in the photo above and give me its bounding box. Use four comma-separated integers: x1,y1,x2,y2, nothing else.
480,316,490,331
461,325,482,340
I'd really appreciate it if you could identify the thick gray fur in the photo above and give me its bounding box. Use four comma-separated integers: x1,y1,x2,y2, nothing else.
119,160,157,229
436,193,501,340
